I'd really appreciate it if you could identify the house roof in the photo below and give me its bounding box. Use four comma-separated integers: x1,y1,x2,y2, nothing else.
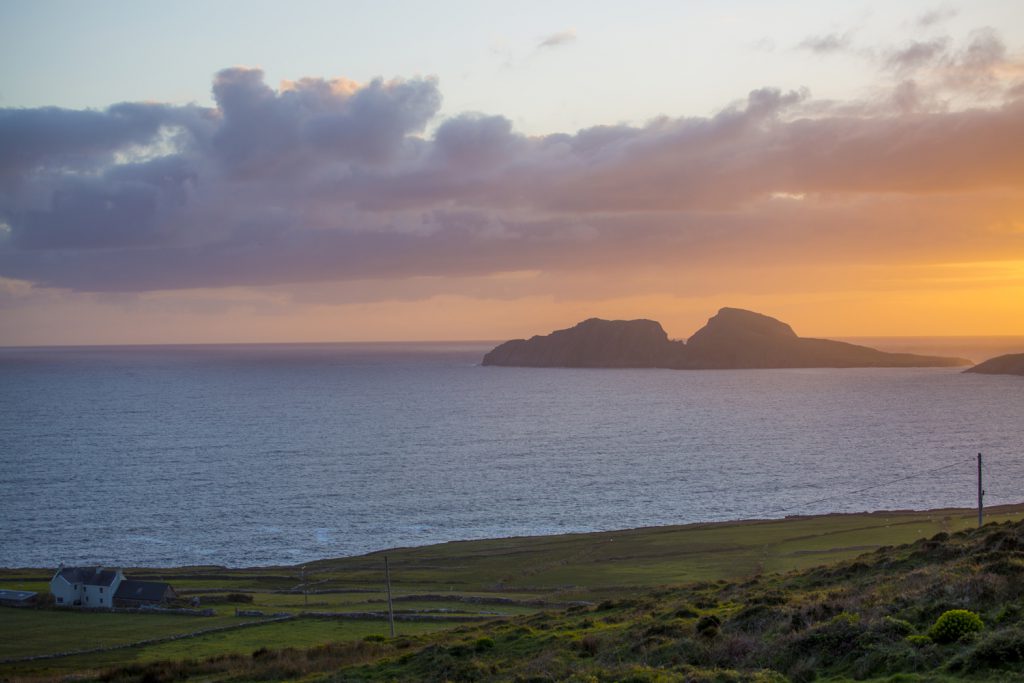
56,567,120,587
114,580,174,602
0,589,37,602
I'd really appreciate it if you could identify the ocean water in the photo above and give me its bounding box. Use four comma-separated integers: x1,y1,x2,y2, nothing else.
1,341,1022,568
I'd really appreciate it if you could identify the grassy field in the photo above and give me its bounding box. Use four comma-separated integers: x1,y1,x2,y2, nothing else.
2,504,1022,680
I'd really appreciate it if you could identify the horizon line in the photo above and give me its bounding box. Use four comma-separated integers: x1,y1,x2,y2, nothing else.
4,333,1024,352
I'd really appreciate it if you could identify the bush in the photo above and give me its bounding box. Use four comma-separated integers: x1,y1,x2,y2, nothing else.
696,614,721,638
777,612,866,670
905,634,932,647
474,637,495,652
574,634,601,657
728,604,787,634
996,603,1023,624
882,616,915,637
950,626,1024,672
928,609,983,644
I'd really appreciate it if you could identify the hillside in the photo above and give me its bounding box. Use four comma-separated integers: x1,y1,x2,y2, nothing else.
8,507,1024,682
331,519,1024,682
483,308,972,369
965,352,1024,376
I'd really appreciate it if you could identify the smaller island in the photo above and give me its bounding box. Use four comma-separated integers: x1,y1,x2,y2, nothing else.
483,307,972,370
964,353,1024,376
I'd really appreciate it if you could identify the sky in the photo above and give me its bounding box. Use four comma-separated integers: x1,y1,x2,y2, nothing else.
1,0,1023,345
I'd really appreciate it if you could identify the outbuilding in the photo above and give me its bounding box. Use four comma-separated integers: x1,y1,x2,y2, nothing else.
0,589,38,607
114,580,177,608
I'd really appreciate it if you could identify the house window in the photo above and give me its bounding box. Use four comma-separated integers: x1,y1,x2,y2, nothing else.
99,587,103,593
57,597,63,603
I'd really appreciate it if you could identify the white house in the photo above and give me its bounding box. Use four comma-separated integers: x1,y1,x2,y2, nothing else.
50,565,124,608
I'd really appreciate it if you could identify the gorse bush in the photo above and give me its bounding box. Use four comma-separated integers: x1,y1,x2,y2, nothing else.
949,626,1024,672
928,609,983,644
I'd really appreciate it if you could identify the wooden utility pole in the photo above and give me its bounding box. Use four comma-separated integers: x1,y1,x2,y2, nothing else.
978,453,985,528
384,556,396,637
302,566,308,608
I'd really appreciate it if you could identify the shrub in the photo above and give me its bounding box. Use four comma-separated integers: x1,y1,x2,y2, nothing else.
362,634,386,643
996,603,1022,624
728,604,787,634
882,616,915,637
905,634,932,647
643,619,687,639
776,612,866,670
928,609,983,644
750,590,787,606
696,614,721,638
474,637,495,652
574,634,601,657
950,626,1024,672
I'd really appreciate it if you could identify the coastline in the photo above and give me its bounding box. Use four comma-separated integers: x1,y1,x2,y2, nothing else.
4,503,1021,574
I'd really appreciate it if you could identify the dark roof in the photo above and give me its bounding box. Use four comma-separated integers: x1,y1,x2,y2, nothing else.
114,580,174,602
0,589,37,602
57,567,120,587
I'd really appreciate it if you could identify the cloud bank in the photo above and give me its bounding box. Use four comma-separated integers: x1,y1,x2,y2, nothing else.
1,30,1023,298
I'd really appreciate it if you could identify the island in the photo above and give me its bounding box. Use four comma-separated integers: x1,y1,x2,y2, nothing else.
964,352,1024,376
482,307,972,369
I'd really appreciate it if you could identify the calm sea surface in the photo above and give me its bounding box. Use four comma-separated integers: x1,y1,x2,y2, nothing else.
1,341,1022,568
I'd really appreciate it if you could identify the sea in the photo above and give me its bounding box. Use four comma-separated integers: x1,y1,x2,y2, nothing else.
1,338,1022,568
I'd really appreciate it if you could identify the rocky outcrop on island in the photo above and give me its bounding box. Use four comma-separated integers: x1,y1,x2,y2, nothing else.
481,318,683,368
964,352,1024,376
482,307,972,369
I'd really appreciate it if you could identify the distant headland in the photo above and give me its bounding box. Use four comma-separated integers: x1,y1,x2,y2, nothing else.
964,352,1024,377
482,307,973,369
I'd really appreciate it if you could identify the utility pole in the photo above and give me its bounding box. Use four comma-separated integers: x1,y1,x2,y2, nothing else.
384,555,396,637
978,453,985,528
301,566,308,608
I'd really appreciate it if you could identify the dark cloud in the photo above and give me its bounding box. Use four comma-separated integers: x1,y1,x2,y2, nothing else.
885,37,951,72
0,102,210,178
1,64,1023,293
211,67,441,175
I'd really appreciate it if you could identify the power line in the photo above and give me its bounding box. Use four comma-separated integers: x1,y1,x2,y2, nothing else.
760,460,965,517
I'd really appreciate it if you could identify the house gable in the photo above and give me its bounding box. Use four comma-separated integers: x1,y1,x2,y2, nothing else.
51,566,125,608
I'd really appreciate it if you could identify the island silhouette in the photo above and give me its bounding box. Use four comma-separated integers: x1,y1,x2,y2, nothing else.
483,307,972,369
964,353,1024,376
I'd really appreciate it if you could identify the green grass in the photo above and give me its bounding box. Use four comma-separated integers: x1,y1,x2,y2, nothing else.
0,610,240,660
3,504,1023,680
6,619,456,677
326,520,1024,681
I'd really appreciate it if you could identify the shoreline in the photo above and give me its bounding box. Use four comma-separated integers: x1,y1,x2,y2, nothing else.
5,503,1021,574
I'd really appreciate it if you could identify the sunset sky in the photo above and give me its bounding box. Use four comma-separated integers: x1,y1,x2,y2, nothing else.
2,0,1023,345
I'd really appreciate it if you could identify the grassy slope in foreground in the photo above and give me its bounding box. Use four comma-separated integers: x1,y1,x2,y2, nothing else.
2,505,1023,681
338,517,1024,682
